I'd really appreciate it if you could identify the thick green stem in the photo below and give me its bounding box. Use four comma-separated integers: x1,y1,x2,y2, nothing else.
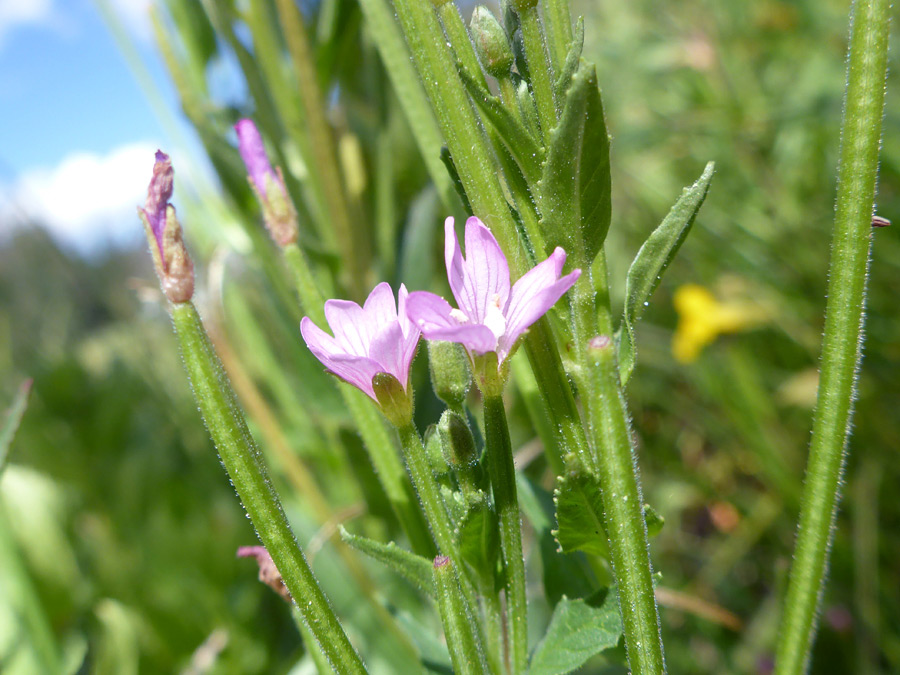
573,253,665,674
584,339,664,674
171,302,366,674
396,423,496,672
541,0,572,71
515,4,558,140
434,557,489,674
774,1,891,672
483,394,528,674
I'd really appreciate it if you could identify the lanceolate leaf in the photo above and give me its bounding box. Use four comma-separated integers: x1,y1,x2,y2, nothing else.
553,465,609,560
457,65,543,184
538,60,611,265
553,17,584,102
340,527,436,599
618,162,715,384
528,589,623,675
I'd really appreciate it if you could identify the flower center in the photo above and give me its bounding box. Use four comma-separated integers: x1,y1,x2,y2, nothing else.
483,293,507,341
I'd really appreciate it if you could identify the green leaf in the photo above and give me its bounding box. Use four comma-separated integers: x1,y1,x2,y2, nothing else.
528,589,623,675
537,60,611,265
552,465,609,560
455,491,500,578
440,147,473,216
457,65,543,183
1,379,32,474
340,527,436,599
618,162,715,384
644,503,665,538
553,17,584,101
518,475,595,606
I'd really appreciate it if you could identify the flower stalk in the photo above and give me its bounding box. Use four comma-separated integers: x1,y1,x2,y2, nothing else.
172,302,366,674
775,0,892,672
433,556,490,675
482,389,528,674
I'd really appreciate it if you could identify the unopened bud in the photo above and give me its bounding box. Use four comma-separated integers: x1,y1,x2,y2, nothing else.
372,372,414,427
438,410,477,468
470,6,515,77
139,151,194,303
235,119,298,247
438,410,482,495
428,341,471,410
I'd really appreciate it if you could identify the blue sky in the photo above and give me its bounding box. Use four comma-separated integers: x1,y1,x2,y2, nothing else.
0,0,187,252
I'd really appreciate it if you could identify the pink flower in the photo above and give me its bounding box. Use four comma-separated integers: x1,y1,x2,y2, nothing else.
406,217,580,365
300,282,420,403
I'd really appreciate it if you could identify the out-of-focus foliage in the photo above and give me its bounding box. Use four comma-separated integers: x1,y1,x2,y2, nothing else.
1,0,897,672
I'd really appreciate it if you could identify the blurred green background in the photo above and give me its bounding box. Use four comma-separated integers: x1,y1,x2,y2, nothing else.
1,0,897,672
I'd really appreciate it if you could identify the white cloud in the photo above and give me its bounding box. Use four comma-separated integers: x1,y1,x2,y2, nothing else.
0,0,55,45
107,0,154,42
0,142,165,254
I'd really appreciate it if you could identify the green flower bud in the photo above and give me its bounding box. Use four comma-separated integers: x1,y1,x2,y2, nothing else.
372,372,413,427
427,341,471,410
438,410,482,495
470,6,515,77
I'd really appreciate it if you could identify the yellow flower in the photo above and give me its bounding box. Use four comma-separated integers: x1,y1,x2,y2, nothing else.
672,284,764,363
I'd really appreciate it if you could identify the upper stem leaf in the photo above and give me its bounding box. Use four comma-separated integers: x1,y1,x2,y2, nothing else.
618,161,715,384
537,60,611,265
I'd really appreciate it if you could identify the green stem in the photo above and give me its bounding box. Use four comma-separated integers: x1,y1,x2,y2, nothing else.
774,0,891,672
483,394,528,674
434,557,489,675
396,423,497,672
436,1,487,88
171,302,366,674
515,3,558,140
541,0,573,71
274,0,368,298
574,253,665,674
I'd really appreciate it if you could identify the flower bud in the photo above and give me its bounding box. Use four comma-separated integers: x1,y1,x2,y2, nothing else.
438,410,483,495
438,410,477,468
424,424,453,487
139,151,194,303
470,6,515,77
235,119,298,247
372,372,413,427
427,341,471,410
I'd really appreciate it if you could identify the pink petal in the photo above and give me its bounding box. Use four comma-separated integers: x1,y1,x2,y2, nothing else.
368,321,412,388
300,316,344,358
322,354,384,400
301,317,383,398
396,284,421,376
458,217,511,323
324,299,372,356
406,291,498,354
500,248,580,357
362,281,399,328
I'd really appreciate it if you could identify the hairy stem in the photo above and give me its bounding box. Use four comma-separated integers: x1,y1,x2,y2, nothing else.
774,0,891,672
